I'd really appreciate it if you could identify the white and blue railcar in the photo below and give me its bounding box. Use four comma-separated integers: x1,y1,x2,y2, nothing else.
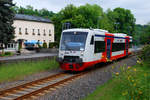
57,28,132,71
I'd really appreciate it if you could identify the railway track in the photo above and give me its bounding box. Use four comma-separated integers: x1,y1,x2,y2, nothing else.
0,72,87,100
0,52,138,100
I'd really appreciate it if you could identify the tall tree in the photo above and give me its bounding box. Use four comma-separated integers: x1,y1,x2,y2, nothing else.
99,13,114,32
139,23,150,44
52,4,78,41
107,8,136,35
52,4,104,42
77,4,103,28
0,0,15,47
11,5,55,19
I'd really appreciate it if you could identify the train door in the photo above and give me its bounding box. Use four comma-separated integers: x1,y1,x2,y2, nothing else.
125,39,129,56
106,39,111,59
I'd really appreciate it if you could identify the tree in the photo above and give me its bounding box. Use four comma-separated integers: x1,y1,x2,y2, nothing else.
77,4,103,28
52,4,104,42
99,13,114,32
11,5,55,19
52,4,137,42
52,4,78,42
0,0,15,51
107,8,136,35
140,23,150,44
133,24,146,45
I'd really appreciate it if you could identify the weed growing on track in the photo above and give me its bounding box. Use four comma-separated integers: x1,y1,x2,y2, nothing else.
0,58,59,82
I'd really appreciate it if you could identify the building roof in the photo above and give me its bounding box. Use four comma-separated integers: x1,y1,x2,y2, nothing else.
14,14,52,23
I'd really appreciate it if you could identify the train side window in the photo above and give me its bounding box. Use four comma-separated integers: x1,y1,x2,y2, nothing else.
94,41,105,53
112,43,125,52
90,36,94,45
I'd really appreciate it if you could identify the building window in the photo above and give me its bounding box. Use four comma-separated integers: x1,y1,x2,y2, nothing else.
7,44,10,48
19,28,22,35
0,44,3,49
11,44,14,48
25,28,28,35
43,29,46,36
49,30,51,36
32,29,35,35
38,29,40,35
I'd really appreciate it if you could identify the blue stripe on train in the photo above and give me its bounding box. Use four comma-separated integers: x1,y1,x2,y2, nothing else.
95,34,132,40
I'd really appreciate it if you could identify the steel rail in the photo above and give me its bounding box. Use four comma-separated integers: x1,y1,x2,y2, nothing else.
14,72,87,100
0,72,65,96
0,71,87,100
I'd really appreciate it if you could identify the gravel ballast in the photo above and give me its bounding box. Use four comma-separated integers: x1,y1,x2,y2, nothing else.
37,56,137,100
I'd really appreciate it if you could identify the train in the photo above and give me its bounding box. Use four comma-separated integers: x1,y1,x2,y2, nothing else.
57,28,133,71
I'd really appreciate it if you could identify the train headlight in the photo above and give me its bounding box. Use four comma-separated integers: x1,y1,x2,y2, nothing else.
102,55,104,58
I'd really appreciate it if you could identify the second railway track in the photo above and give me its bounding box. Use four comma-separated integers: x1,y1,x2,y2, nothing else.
0,72,87,100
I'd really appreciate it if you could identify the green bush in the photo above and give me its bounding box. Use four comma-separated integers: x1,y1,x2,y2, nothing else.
43,42,47,48
0,53,5,56
49,42,59,48
139,45,150,60
0,52,13,56
18,42,22,51
37,44,42,49
5,52,12,55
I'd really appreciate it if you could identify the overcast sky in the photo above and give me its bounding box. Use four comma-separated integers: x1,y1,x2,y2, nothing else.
13,0,150,25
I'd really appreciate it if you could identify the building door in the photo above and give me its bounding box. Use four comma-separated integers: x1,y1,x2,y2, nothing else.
106,39,111,59
126,40,129,56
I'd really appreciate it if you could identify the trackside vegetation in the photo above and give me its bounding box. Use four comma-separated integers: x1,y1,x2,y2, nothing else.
84,45,150,100
0,52,14,57
0,58,59,82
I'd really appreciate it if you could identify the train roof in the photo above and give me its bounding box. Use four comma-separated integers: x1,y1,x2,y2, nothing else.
63,28,91,33
62,28,132,38
63,28,108,34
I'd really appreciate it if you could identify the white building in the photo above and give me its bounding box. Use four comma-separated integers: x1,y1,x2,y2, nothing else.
0,14,55,53
13,14,55,48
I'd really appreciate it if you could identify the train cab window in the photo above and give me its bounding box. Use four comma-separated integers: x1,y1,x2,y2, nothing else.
94,41,105,53
90,36,94,45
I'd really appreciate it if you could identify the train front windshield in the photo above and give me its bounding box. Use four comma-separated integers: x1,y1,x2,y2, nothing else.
60,32,88,51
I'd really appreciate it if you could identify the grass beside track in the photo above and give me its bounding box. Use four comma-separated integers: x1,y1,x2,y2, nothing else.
84,60,150,100
0,58,59,82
